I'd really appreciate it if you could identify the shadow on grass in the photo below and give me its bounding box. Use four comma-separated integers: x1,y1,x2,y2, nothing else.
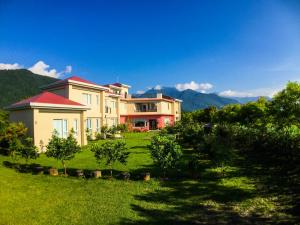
118,177,280,225
234,152,300,225
2,160,159,180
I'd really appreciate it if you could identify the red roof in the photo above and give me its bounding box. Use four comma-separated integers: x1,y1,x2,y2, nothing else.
67,76,97,85
12,92,84,107
111,83,122,87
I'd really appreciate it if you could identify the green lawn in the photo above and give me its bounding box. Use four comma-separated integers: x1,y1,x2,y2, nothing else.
0,133,298,225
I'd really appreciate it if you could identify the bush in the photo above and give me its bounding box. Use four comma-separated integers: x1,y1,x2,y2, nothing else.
46,131,81,175
148,133,182,177
91,140,129,177
116,124,128,132
0,122,28,157
17,137,39,163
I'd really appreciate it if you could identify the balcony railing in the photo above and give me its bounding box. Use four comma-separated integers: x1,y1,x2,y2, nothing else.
134,108,157,112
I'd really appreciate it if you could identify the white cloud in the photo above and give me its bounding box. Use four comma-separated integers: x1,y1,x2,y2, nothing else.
136,90,145,94
65,65,72,74
0,63,22,70
219,90,254,98
28,61,72,78
154,85,162,90
175,81,213,93
219,87,281,98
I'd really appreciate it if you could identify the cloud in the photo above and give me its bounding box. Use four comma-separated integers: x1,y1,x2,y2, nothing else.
0,61,72,78
219,87,280,98
175,81,213,93
219,90,255,98
136,90,145,94
154,85,162,90
0,63,22,70
28,61,72,78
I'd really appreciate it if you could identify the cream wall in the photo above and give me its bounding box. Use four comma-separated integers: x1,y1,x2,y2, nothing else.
104,94,120,127
9,109,34,137
68,85,102,118
33,109,85,151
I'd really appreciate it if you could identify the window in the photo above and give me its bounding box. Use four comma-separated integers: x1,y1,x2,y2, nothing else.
105,99,111,114
164,117,170,126
53,119,68,138
96,118,100,132
111,101,116,109
86,118,92,133
96,95,99,105
82,93,92,105
112,118,118,126
73,119,78,136
134,120,146,127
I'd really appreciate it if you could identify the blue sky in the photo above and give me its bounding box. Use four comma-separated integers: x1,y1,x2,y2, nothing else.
0,0,300,97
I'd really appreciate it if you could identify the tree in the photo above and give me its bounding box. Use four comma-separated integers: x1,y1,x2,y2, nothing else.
0,122,28,158
269,82,300,126
91,140,129,177
46,131,81,175
17,137,38,163
148,134,182,177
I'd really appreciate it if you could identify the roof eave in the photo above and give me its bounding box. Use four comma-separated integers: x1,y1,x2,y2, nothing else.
6,103,90,111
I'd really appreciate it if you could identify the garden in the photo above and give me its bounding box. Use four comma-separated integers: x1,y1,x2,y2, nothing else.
1,82,300,225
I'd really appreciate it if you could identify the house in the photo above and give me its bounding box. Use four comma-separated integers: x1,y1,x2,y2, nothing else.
6,76,182,151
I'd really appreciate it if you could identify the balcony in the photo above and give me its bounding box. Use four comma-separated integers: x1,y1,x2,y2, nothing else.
134,103,157,113
135,108,157,112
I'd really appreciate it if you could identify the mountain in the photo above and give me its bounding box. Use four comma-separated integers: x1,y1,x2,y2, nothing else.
0,69,58,108
134,87,239,111
229,96,272,104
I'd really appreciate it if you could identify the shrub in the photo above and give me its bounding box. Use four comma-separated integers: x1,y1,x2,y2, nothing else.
116,124,128,132
91,140,129,177
46,131,81,175
148,134,182,177
17,137,39,163
0,122,28,157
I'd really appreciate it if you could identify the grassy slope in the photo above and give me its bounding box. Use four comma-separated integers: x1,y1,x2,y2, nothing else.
0,133,297,225
0,69,58,108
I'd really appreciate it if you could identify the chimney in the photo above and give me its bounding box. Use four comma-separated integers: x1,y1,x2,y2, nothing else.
157,93,163,99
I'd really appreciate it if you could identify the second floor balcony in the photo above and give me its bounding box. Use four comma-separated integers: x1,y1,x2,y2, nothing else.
134,103,157,112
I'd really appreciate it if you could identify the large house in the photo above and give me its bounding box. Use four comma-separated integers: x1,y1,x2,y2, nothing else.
6,76,182,151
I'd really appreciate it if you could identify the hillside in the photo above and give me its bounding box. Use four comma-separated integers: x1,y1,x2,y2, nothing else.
134,87,239,111
0,69,58,108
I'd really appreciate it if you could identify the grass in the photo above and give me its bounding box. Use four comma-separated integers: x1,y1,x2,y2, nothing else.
0,132,298,225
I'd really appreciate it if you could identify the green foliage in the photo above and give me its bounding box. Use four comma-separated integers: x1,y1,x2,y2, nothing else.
46,131,81,175
116,124,128,132
199,125,236,174
91,140,129,177
0,122,28,158
0,110,9,133
269,81,300,126
16,137,38,163
0,69,58,108
86,128,92,141
148,134,182,176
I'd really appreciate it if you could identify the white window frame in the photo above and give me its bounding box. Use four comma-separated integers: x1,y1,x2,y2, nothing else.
86,118,92,133
53,119,68,138
95,118,101,132
96,95,99,105
82,93,92,105
73,119,78,137
164,117,170,126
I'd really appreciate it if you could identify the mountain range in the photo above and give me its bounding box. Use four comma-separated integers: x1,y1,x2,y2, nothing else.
0,69,267,111
133,87,239,111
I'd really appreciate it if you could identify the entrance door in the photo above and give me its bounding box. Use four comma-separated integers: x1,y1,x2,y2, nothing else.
149,119,157,130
